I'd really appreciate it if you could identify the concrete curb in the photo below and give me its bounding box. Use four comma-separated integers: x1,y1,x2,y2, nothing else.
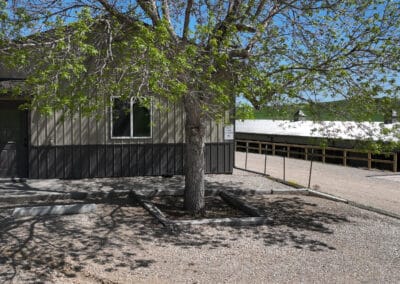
174,216,273,226
0,193,68,204
347,201,400,220
306,189,348,203
306,189,400,220
12,203,97,217
272,188,308,195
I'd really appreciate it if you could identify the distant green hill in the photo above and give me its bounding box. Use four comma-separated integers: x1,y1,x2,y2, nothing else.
253,98,399,122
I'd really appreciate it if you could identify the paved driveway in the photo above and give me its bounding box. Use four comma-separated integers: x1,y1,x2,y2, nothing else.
235,151,400,216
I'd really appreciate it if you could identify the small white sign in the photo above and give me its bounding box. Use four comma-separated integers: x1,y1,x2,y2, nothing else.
224,124,234,140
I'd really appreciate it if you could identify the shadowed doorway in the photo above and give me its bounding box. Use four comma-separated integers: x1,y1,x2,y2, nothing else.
0,100,28,178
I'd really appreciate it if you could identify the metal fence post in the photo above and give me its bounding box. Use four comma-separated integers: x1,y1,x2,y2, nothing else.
264,144,268,174
368,152,372,169
308,149,314,188
245,141,249,170
283,155,286,181
234,140,237,168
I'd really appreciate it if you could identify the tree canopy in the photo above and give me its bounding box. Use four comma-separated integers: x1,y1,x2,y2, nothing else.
1,0,399,115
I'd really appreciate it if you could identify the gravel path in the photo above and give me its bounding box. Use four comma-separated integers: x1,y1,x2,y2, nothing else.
236,151,400,215
0,168,291,201
1,170,399,283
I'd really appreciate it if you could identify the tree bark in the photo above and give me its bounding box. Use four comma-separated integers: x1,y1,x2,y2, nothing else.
183,95,206,214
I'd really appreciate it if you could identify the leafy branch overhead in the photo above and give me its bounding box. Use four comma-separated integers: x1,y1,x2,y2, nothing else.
0,0,398,119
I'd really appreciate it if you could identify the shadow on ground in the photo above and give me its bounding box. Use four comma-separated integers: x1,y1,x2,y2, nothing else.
0,175,186,197
0,179,349,283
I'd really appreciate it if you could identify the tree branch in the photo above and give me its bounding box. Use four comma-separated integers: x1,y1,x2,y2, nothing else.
252,0,267,20
211,0,242,47
245,0,255,16
183,0,194,40
161,0,178,42
137,0,160,26
246,3,282,51
235,24,256,33
229,48,250,59
96,0,136,25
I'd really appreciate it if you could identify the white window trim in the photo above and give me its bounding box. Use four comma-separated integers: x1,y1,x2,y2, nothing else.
110,96,152,139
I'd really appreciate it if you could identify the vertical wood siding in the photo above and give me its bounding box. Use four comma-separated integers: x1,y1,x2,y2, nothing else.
28,99,233,178
30,100,225,146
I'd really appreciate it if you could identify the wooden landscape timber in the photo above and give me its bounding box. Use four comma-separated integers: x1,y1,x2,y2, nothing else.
219,190,263,217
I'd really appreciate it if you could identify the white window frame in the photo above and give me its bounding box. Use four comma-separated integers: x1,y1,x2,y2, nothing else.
110,96,152,139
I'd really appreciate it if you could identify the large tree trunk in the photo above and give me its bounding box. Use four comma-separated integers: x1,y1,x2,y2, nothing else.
183,95,206,215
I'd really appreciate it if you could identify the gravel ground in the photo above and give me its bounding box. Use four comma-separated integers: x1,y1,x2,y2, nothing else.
0,168,290,198
1,170,399,283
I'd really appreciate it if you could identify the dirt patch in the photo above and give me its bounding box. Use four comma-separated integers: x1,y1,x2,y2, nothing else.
150,195,249,220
